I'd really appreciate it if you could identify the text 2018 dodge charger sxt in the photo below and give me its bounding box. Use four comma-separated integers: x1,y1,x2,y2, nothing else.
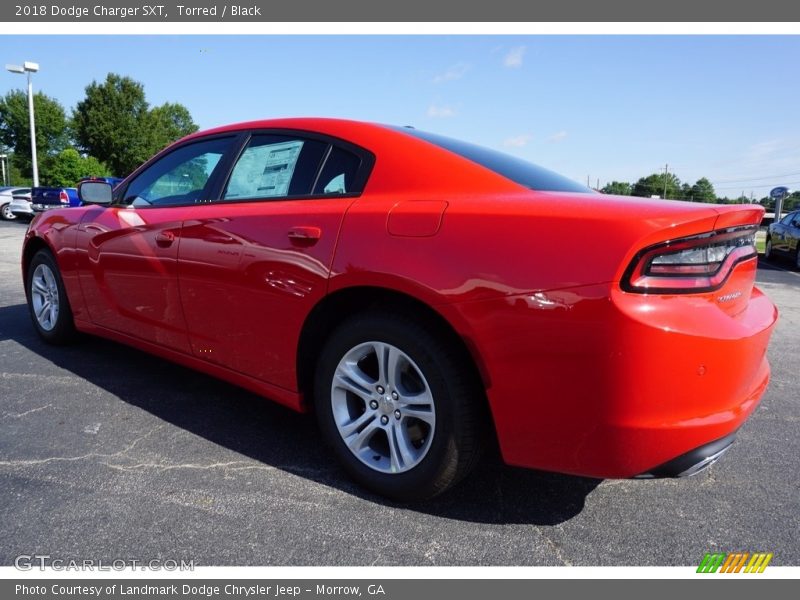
22,118,777,500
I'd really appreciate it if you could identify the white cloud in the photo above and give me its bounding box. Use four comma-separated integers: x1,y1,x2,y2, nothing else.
503,46,526,69
427,104,456,118
433,62,470,84
503,134,533,148
548,130,568,142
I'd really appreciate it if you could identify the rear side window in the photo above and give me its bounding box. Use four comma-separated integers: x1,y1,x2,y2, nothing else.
222,135,328,201
392,126,591,193
313,147,362,195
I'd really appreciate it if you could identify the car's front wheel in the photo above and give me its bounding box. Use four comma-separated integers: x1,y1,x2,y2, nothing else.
764,237,773,260
26,249,76,344
1,202,16,221
314,312,484,501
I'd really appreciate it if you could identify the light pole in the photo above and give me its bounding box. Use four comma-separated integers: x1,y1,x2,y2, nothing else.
0,153,7,186
5,61,40,187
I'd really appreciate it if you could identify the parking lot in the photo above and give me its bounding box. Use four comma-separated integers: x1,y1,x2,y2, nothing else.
0,218,797,566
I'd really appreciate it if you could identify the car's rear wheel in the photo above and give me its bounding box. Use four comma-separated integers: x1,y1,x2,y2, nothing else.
26,249,76,344
314,312,484,501
764,237,773,260
795,245,800,270
1,202,16,221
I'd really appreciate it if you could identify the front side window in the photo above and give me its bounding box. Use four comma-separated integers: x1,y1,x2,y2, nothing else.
122,137,234,207
780,213,795,225
222,135,327,201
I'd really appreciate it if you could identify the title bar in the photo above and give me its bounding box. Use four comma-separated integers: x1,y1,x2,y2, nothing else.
2,1,800,22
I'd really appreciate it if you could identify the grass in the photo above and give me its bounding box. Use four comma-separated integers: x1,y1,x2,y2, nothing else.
755,229,766,254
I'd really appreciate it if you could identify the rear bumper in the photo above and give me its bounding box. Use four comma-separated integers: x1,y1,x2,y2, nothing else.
10,201,33,218
451,278,777,479
31,203,62,213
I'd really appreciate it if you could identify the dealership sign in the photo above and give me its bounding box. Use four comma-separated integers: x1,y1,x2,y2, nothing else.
770,186,790,199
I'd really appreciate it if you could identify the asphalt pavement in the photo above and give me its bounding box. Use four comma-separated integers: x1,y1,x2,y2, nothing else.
0,218,797,566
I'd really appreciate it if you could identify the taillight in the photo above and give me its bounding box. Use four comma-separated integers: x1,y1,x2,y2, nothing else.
622,226,757,294
59,191,69,205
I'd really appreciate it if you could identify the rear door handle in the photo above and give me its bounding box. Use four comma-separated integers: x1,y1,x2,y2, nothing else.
155,231,176,247
287,226,321,244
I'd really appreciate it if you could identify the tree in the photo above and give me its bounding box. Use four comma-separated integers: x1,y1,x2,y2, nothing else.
0,90,68,178
2,153,31,186
632,172,682,199
600,181,631,195
784,191,800,212
690,177,716,203
73,74,149,176
42,148,111,187
679,183,692,201
145,102,198,152
73,73,198,177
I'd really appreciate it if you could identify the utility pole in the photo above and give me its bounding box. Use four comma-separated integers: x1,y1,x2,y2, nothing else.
596,178,600,190
587,175,590,188
663,164,669,199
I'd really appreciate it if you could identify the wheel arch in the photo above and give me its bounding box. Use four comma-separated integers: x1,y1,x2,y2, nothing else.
21,236,54,291
296,285,492,414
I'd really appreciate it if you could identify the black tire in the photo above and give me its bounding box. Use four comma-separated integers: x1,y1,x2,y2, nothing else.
314,311,484,501
764,236,773,261
795,245,800,271
25,249,76,345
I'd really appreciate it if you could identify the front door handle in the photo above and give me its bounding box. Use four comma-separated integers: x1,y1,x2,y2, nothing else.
288,226,322,245
155,231,176,247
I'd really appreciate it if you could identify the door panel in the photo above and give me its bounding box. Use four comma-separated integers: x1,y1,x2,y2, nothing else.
790,218,800,254
772,223,787,253
179,198,354,390
76,205,195,352
73,135,239,352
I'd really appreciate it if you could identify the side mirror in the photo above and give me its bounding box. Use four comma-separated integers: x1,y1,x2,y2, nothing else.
78,181,113,205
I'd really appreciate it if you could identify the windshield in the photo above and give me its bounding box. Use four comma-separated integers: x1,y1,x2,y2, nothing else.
391,126,592,194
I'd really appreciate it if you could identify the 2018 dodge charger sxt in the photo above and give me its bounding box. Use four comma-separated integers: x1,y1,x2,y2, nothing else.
21,118,777,500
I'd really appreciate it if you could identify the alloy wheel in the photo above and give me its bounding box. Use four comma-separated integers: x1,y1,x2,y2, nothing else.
30,263,60,331
330,341,436,474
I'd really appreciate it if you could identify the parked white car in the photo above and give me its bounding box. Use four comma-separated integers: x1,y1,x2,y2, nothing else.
0,186,32,220
0,186,31,221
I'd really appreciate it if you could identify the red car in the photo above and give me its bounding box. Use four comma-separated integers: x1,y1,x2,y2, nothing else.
21,118,777,500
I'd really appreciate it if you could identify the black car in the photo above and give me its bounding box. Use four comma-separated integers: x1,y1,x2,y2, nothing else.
765,209,800,269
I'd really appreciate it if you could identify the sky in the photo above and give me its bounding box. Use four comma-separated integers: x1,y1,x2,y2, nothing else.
1,35,799,198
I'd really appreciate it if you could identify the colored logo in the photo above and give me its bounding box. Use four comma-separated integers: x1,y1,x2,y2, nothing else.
697,552,773,573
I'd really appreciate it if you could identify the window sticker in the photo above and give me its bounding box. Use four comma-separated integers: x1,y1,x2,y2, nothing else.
226,140,304,199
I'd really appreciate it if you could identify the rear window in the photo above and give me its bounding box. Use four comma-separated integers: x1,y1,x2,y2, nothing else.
392,126,591,193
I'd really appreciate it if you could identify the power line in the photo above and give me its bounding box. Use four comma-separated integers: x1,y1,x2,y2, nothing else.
713,181,800,192
710,170,800,184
